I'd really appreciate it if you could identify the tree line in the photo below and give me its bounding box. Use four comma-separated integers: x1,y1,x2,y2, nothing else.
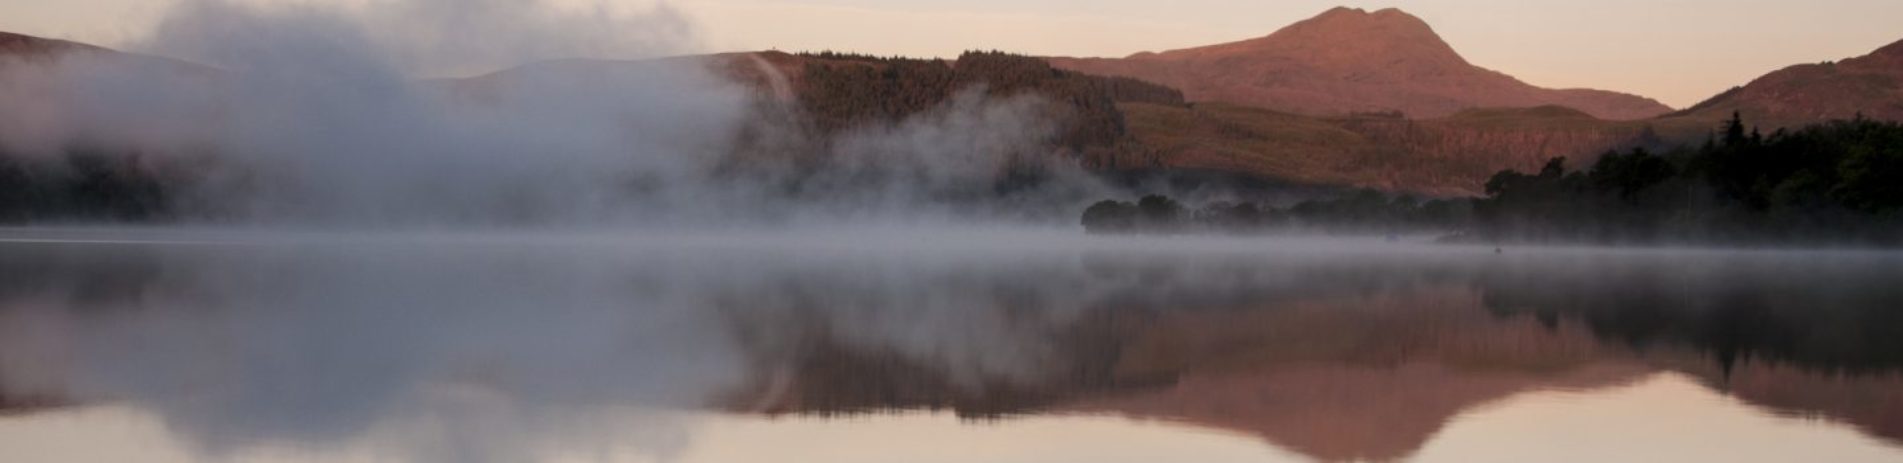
1085,114,1903,245
1081,190,1472,235
0,147,175,222
1472,113,1903,244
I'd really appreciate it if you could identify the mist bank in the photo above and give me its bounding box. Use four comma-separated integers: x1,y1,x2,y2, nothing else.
0,1,1158,228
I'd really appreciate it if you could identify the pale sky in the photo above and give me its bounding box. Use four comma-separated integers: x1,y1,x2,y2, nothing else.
4,0,1901,108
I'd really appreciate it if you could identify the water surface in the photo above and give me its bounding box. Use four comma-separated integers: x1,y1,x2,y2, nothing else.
1,228,1900,462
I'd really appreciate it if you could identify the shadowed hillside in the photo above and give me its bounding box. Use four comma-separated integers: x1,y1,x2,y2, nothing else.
1668,38,1903,130
1117,103,1663,196
0,31,105,61
778,51,1184,160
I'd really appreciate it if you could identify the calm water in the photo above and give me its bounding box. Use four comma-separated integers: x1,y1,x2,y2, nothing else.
1,228,1900,463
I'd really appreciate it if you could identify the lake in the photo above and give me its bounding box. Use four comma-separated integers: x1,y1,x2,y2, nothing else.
1,228,1900,462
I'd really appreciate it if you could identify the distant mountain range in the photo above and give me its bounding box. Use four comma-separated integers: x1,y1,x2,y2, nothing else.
3,7,1901,197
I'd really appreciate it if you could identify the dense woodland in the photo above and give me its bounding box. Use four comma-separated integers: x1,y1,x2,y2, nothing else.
0,148,175,222
1085,114,1903,245
1469,114,1903,244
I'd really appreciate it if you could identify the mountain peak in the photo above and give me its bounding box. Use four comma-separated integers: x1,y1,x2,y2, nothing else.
1262,7,1455,61
1313,6,1423,21
1298,7,1434,32
1315,6,1373,18
1044,7,1672,120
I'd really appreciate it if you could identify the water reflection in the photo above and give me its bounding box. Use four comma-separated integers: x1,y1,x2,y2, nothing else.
8,374,1898,463
0,229,1900,462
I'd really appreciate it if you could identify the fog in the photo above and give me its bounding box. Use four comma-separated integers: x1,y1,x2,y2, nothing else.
0,230,1313,461
0,0,1106,227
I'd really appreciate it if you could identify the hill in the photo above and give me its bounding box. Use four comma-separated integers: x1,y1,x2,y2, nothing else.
0,31,105,60
456,50,1189,173
1047,7,1672,120
0,30,1680,199
1668,38,1903,130
5,26,1900,201
1115,102,1658,196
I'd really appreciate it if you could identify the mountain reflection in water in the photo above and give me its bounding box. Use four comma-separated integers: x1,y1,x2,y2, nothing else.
0,229,1900,462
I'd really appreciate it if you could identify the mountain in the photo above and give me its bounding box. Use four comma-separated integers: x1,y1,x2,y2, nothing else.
0,31,105,60
458,50,1187,173
0,31,218,80
0,29,1677,197
1669,38,1903,129
1114,102,1659,196
1048,7,1672,120
5,26,1899,199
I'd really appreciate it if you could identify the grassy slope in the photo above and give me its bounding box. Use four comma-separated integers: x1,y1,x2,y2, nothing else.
1120,103,1690,196
1120,102,1373,188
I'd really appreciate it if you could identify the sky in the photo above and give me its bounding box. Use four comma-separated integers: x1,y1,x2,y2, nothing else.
2,0,1901,108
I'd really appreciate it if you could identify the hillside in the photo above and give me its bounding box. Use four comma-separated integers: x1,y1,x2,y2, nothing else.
0,30,1676,198
1117,103,1657,196
1048,7,1672,120
457,50,1189,174
0,31,104,61
5,26,1900,200
689,51,1663,196
688,51,1656,196
1668,38,1903,130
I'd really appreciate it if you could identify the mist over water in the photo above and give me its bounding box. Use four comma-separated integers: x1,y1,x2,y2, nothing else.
1,230,1902,461
0,0,1105,227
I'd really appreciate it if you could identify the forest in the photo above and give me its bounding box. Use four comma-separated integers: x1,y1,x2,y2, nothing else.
0,148,176,222
1080,190,1472,235
1469,113,1903,244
